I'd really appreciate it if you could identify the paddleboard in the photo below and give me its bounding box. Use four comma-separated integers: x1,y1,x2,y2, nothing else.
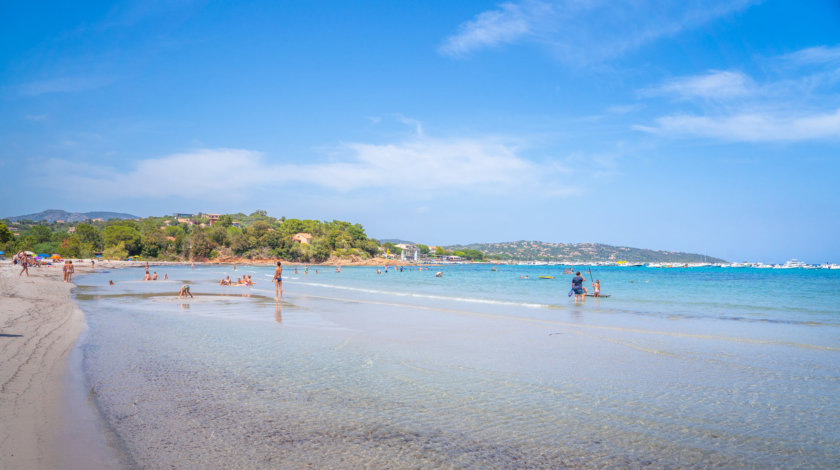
585,294,610,297
538,276,554,279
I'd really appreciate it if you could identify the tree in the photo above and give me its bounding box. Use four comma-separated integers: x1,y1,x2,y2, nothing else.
216,215,233,227
189,230,214,259
103,242,128,260
208,225,229,246
247,221,272,239
26,225,52,244
141,230,169,258
164,226,185,238
103,225,142,255
76,223,103,250
58,235,83,258
417,244,430,255
0,222,12,244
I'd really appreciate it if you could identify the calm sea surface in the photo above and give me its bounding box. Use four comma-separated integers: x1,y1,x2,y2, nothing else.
73,264,840,469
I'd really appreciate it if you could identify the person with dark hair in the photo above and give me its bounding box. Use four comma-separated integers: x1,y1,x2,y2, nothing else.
274,261,283,302
571,271,586,303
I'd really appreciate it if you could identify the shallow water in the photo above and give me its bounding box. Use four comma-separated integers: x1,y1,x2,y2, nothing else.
74,264,840,468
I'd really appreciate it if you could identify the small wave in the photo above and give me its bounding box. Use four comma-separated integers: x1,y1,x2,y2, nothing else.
297,281,550,309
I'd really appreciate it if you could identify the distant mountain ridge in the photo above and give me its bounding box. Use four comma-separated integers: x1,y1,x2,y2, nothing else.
378,238,416,245
4,209,138,223
446,240,726,263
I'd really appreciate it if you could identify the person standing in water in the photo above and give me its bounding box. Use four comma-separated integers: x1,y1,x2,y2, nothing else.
571,271,586,303
593,280,601,297
274,261,283,302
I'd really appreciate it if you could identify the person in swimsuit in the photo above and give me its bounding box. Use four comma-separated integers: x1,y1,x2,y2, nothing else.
571,271,586,303
178,284,193,299
19,253,29,277
66,260,75,283
593,280,601,297
274,261,283,301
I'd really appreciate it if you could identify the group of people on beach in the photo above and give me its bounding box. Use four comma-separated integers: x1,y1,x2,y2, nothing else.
219,274,256,286
62,260,75,283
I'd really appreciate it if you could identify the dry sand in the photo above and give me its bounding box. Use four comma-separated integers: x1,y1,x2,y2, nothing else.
0,262,116,469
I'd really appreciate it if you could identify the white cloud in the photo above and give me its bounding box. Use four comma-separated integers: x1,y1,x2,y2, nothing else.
779,45,840,66
651,70,754,100
438,1,540,57
439,0,758,62
46,135,575,200
636,45,840,142
634,109,840,142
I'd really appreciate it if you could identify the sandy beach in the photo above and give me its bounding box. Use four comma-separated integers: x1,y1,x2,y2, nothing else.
0,262,113,469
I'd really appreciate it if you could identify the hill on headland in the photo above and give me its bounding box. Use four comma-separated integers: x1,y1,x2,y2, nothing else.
446,240,726,263
4,209,138,223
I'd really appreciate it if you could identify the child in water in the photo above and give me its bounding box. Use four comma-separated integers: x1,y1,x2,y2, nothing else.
593,280,601,297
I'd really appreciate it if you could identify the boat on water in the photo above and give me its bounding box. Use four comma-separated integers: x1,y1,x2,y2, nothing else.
776,259,813,269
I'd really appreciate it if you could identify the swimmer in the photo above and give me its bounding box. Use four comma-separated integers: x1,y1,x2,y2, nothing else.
178,284,193,299
164,273,168,280
109,280,115,285
435,271,443,277
151,272,158,280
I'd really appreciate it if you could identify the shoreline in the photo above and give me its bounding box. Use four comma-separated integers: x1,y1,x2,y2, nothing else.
0,262,117,469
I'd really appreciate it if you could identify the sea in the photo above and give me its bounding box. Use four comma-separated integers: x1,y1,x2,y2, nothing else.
71,264,840,469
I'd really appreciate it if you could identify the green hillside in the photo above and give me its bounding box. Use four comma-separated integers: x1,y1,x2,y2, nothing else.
446,241,726,263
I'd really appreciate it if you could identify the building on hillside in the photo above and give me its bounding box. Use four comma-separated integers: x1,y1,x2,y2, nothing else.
175,213,193,219
395,243,419,259
177,218,195,225
68,227,76,233
292,233,313,244
232,221,242,228
91,218,104,222
204,214,221,224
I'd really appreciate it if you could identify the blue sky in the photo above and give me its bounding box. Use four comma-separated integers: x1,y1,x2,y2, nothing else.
1,0,839,263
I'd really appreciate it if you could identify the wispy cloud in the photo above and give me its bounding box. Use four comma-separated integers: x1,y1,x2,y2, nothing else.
439,0,758,63
636,45,840,142
18,76,113,96
647,70,754,101
45,133,577,200
778,45,840,66
634,109,840,142
438,1,543,57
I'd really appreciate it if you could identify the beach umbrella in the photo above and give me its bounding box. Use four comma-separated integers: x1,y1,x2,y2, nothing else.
38,253,49,258
0,251,4,255
96,254,102,258
51,254,61,259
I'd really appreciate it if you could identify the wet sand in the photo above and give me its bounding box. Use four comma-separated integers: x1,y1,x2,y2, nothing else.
0,262,116,469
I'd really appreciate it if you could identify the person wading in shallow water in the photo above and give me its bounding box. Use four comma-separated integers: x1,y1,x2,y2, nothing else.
274,261,283,302
571,271,586,303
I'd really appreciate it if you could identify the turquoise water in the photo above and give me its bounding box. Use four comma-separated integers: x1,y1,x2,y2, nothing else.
74,264,840,468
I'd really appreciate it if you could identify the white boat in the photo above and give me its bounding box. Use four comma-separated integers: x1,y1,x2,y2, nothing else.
778,259,811,269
